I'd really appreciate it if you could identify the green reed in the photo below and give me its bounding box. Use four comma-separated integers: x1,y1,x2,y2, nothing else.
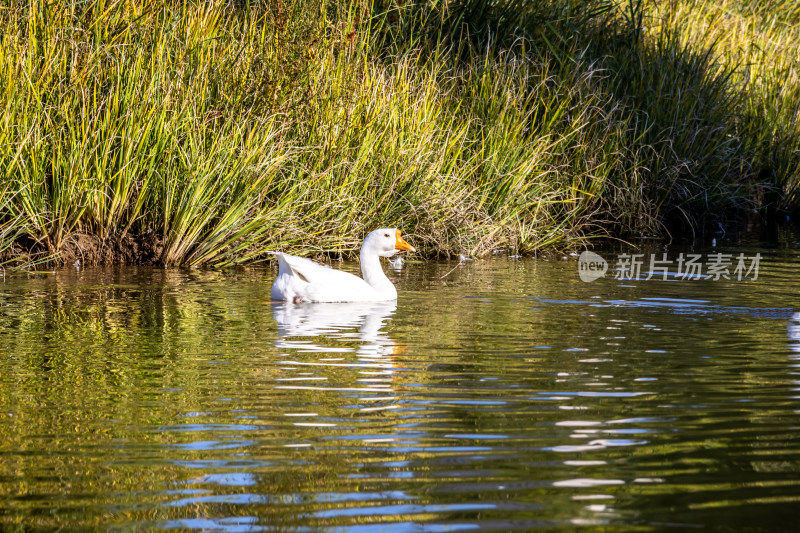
0,0,797,267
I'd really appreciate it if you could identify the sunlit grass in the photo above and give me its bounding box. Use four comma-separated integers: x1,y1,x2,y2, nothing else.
0,0,797,267
650,0,800,208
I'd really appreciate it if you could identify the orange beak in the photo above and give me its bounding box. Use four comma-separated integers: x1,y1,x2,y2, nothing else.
394,229,415,252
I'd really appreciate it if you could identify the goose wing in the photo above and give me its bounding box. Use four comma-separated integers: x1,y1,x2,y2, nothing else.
271,252,358,285
270,252,378,302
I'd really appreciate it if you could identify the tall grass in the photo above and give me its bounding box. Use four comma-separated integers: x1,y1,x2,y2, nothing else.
650,0,800,209
0,0,798,267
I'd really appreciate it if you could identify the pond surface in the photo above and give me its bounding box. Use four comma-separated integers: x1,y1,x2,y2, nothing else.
1,233,799,531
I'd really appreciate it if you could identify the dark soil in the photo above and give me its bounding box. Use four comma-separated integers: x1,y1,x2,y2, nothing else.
1,232,165,267
60,232,165,266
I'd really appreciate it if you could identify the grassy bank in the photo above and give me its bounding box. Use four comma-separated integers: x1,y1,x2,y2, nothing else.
1,0,798,268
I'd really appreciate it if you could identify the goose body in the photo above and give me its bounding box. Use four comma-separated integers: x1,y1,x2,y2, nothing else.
270,228,415,303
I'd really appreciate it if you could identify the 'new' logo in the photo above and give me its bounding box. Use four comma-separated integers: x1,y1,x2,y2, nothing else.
578,251,607,282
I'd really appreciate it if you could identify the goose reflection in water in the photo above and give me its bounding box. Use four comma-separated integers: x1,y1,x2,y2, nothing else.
271,301,398,359
270,302,400,414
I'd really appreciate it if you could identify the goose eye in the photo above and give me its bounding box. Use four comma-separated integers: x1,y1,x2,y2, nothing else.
384,233,390,238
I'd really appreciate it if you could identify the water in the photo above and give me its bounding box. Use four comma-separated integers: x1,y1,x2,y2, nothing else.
1,235,799,531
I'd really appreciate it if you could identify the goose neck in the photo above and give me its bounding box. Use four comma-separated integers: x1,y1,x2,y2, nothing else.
360,247,393,292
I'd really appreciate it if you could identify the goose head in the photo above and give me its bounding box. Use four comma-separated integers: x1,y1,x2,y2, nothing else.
362,228,416,258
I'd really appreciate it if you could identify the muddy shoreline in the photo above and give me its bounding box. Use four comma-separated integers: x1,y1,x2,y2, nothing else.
1,233,165,268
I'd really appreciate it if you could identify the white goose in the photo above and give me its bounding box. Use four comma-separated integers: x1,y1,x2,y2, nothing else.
270,228,416,303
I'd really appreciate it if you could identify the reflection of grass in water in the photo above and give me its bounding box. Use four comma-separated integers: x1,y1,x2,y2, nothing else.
1,258,798,528
0,267,420,529
0,1,798,268
0,270,347,528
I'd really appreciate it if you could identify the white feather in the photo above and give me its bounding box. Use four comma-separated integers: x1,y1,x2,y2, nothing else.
269,228,414,303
